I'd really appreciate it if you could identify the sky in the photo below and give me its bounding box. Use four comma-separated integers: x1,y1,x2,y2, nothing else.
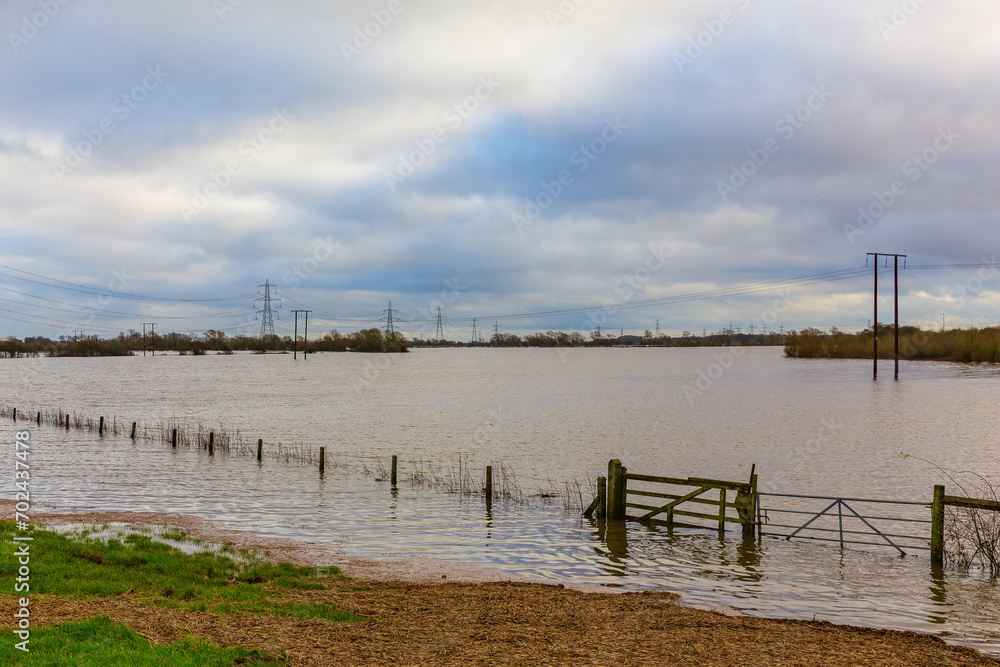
0,0,998,341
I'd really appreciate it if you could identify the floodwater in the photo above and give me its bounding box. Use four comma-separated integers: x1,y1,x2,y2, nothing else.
2,347,999,653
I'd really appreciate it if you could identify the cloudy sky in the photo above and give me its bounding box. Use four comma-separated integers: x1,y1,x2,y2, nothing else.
1,0,997,341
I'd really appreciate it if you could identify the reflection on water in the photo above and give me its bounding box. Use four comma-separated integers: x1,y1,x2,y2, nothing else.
2,349,999,654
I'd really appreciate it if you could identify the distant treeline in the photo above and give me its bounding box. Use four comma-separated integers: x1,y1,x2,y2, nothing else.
784,326,1000,363
0,328,408,357
410,329,785,347
1,326,790,358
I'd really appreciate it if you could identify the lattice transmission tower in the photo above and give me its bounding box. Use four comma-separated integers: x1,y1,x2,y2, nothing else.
435,306,445,341
384,301,396,334
255,279,280,338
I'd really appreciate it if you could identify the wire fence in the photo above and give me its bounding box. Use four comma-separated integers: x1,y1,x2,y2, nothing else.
757,491,932,555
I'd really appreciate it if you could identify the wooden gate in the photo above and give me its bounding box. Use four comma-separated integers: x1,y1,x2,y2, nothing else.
585,459,758,536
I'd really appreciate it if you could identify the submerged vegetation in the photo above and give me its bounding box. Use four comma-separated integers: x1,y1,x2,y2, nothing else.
0,404,590,510
784,326,1000,363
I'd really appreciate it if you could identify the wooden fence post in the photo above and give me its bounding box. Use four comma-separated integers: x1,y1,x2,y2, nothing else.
391,455,398,487
66,414,70,430
130,422,137,440
607,459,625,520
319,447,325,475
597,475,606,517
12,408,15,421
718,488,727,532
98,416,104,436
208,431,214,456
485,465,493,500
257,438,263,462
744,473,758,537
931,484,945,565
172,428,177,448
36,411,41,426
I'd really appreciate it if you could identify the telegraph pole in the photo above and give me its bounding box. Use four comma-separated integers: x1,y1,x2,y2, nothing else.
290,310,311,360
867,252,906,380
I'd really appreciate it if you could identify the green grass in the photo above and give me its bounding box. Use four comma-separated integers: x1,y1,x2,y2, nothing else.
0,615,286,666
0,520,364,622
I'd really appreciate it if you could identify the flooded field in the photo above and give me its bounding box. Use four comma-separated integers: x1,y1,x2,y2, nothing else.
3,347,999,653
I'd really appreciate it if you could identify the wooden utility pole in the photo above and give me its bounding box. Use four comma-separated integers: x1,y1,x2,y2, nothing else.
142,323,156,356
866,253,906,380
290,310,312,360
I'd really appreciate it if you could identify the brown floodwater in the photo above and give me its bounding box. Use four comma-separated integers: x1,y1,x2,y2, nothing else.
2,347,999,653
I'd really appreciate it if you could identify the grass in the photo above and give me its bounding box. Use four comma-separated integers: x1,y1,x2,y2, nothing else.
0,615,286,666
0,520,363,622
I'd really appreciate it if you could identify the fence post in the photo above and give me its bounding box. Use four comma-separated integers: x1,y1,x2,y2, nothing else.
597,476,607,517
172,428,177,449
131,422,137,440
36,411,41,426
736,473,757,537
66,414,69,430
99,416,104,436
319,447,325,475
718,488,727,531
931,484,945,565
11,408,15,421
485,465,493,500
257,438,263,462
208,431,214,456
391,455,398,487
607,459,625,520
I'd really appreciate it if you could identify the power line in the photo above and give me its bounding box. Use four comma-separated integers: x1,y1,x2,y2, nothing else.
0,265,255,302
0,247,252,287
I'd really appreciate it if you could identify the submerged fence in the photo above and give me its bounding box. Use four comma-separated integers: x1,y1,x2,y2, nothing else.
587,459,1000,569
0,403,589,509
